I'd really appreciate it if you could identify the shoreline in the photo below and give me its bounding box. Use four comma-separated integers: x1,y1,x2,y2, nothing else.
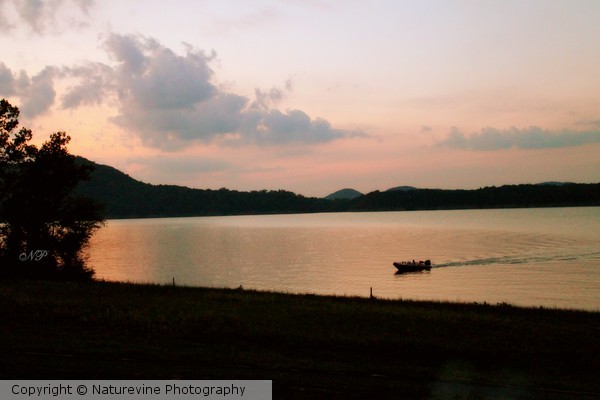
1,278,599,398
96,277,600,314
100,203,599,221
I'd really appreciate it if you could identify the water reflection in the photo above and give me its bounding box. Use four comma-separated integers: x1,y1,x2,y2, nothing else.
88,208,600,310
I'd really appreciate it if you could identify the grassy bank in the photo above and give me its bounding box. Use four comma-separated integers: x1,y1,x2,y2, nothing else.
1,279,598,399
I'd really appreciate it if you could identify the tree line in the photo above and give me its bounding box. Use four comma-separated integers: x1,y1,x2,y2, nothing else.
75,158,600,219
0,100,104,280
2,96,598,281
348,184,600,211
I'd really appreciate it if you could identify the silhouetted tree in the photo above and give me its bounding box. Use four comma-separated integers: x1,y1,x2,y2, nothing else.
0,99,104,280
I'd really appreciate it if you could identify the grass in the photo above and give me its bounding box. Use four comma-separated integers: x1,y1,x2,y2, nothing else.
0,279,599,399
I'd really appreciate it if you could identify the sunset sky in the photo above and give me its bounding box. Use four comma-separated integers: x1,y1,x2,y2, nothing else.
1,0,599,197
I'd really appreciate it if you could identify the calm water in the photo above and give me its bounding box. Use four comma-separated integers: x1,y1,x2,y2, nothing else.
88,207,600,311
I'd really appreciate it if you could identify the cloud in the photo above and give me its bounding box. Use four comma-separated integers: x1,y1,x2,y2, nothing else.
1,33,364,147
61,63,113,108
1,0,94,33
112,92,248,150
0,62,56,117
236,108,365,146
437,126,600,151
250,80,291,111
59,33,364,150
110,38,217,111
13,0,45,32
0,62,16,95
20,66,57,117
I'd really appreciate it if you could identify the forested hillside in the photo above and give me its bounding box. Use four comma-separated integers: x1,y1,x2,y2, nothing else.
74,158,339,218
75,157,600,218
349,184,600,211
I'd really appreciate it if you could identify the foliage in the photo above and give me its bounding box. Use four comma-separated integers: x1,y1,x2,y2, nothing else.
347,184,600,211
75,158,341,218
75,158,600,219
0,99,105,280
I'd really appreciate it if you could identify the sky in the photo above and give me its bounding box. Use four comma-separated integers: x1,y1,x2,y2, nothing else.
1,0,599,197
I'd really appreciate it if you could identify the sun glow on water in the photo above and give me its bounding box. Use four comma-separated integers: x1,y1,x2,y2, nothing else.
89,207,600,310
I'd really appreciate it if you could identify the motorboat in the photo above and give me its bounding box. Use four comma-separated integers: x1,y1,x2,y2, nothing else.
393,259,431,273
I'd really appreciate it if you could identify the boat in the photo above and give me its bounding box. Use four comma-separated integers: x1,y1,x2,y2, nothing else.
393,259,431,273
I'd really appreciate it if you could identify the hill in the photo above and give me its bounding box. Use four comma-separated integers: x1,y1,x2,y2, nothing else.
74,157,600,218
74,157,335,218
386,185,418,192
324,188,363,200
350,184,600,211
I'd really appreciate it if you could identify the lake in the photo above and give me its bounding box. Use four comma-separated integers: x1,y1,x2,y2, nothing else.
88,207,600,311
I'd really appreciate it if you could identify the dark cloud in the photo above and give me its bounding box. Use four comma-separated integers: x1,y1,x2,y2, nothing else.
438,126,600,151
59,33,364,150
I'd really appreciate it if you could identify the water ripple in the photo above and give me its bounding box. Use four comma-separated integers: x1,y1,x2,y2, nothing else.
435,251,600,268
89,208,600,310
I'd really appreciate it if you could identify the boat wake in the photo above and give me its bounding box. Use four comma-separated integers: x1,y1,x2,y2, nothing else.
434,251,600,268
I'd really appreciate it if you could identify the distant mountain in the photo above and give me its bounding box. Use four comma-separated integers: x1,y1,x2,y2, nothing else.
352,183,599,211
73,157,600,218
386,186,418,192
324,188,364,200
74,157,336,218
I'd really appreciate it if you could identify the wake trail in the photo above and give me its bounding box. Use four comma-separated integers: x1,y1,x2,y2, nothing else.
434,252,600,268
